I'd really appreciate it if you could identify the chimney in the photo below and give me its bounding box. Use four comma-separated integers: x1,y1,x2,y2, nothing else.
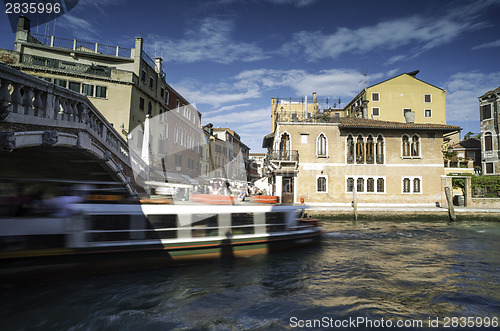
154,57,162,74
404,110,415,123
312,92,318,112
407,70,419,78
14,16,30,52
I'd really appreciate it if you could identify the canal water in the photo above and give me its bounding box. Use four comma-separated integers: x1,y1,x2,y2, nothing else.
1,220,499,330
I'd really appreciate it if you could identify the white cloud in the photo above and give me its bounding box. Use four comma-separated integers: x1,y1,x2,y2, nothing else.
203,103,253,116
281,0,496,62
204,107,268,125
158,18,268,64
175,79,261,108
210,0,318,7
58,14,98,39
204,107,271,151
57,0,126,39
444,71,500,124
472,38,500,50
177,68,389,109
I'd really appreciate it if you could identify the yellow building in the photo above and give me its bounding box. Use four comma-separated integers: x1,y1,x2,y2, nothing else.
344,71,446,125
263,118,461,205
1,16,202,183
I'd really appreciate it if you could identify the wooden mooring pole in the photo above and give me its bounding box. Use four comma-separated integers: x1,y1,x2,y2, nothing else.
445,186,456,222
353,188,358,221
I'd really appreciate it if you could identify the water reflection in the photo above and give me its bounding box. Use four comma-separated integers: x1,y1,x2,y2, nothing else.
1,220,499,330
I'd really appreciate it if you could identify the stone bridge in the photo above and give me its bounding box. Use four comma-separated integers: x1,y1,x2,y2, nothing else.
0,63,145,195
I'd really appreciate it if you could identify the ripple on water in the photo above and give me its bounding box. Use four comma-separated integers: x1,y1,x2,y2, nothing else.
1,220,499,330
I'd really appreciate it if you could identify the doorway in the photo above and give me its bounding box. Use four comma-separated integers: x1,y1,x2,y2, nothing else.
282,177,294,204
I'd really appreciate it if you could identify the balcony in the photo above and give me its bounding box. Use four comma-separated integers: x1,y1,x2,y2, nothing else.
264,150,299,174
29,33,133,58
268,150,299,162
483,151,494,159
20,54,111,78
444,159,473,168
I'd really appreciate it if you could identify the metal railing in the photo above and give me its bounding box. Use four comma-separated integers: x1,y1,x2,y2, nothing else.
20,54,111,77
141,50,156,70
29,33,132,58
267,150,299,162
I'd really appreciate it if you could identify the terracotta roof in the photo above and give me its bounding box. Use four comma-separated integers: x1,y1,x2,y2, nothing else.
332,117,461,132
479,86,500,99
451,138,481,149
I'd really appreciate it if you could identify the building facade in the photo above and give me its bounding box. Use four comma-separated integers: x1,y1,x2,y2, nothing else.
263,118,460,205
1,16,202,183
212,127,250,183
271,93,344,133
343,71,447,125
249,153,266,178
479,86,500,175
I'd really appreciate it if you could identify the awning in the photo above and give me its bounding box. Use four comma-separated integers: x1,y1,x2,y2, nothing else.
262,133,274,149
181,174,198,185
150,170,186,183
195,177,211,184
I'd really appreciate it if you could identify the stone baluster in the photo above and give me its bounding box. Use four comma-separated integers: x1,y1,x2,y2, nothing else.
32,89,44,117
91,117,97,134
52,95,60,120
59,97,67,121
68,101,77,122
100,122,106,138
0,78,12,104
77,103,88,124
90,114,97,133
22,86,34,116
10,83,23,113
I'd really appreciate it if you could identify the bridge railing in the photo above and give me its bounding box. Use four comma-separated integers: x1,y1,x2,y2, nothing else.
0,63,131,166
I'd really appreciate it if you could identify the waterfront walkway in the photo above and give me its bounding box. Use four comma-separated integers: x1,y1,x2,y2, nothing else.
303,203,500,219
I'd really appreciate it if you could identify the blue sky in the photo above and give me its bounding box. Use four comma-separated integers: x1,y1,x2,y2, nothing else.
1,0,500,152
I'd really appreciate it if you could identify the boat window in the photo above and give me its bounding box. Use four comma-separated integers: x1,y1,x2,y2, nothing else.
265,212,286,233
10,235,65,250
90,215,131,242
231,213,254,235
192,214,218,237
147,214,177,239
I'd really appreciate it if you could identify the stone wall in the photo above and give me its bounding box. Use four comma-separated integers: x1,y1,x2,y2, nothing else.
470,198,500,208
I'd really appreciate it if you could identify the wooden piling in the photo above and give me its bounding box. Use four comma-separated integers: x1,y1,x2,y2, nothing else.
445,186,456,222
353,188,358,221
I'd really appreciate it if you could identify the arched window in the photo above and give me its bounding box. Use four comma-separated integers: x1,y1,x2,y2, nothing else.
356,135,364,164
366,135,374,164
357,177,364,192
402,135,410,157
413,178,421,193
347,135,354,164
377,178,384,192
147,101,152,116
346,177,354,192
485,132,493,151
403,178,411,193
411,135,420,157
317,176,327,192
367,178,375,192
376,135,384,164
280,133,290,160
317,133,327,157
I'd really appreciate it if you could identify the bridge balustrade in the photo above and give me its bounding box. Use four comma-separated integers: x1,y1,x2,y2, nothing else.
0,63,129,166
